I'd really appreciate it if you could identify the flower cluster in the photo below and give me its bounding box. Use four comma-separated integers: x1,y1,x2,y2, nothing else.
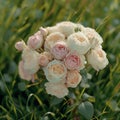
15,21,108,98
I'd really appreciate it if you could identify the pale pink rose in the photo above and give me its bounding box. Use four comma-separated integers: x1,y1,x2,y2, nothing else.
66,70,82,88
22,47,40,74
27,31,44,49
15,40,26,51
44,32,65,51
51,41,69,60
67,32,91,55
64,52,85,70
81,27,103,48
56,21,76,37
38,52,50,67
43,60,67,83
18,60,32,81
45,82,68,98
86,47,109,71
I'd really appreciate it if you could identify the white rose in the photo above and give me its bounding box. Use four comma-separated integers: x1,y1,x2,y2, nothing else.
43,60,67,83
81,27,103,48
86,47,109,71
22,47,40,74
45,82,68,98
46,26,59,34
56,21,76,37
44,32,65,51
67,32,91,54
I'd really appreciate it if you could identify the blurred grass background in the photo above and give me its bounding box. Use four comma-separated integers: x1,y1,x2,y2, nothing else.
0,0,120,119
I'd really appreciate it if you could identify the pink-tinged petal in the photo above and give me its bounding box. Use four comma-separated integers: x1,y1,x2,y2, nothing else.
18,60,32,81
51,41,69,60
15,40,26,51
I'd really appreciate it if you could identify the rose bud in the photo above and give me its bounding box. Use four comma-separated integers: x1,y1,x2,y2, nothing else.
45,82,68,98
67,32,91,55
39,27,48,36
81,27,103,48
86,47,109,71
43,60,67,83
15,40,26,51
38,52,51,67
44,32,65,51
42,51,53,61
51,41,69,60
64,52,85,70
27,31,44,49
66,70,82,88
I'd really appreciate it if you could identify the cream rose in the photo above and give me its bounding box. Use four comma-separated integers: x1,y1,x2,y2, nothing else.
15,40,26,51
45,82,68,98
56,21,76,37
46,26,59,34
64,52,85,70
81,27,103,48
43,60,67,83
44,32,65,51
86,47,109,71
39,27,48,36
22,47,40,74
66,70,82,88
67,32,91,55
38,52,53,67
27,31,44,49
18,60,32,81
51,41,69,60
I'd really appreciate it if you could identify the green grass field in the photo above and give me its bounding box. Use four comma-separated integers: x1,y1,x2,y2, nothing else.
0,0,120,119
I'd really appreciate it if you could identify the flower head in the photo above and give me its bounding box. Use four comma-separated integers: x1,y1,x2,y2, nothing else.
15,40,26,51
45,82,68,98
44,32,65,51
66,70,82,88
86,47,109,71
81,27,103,48
18,60,32,81
51,41,69,60
27,31,44,49
43,60,67,83
67,32,91,54
64,52,85,70
56,21,76,37
22,47,40,74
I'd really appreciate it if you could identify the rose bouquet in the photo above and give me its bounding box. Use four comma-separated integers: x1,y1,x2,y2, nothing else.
15,21,108,98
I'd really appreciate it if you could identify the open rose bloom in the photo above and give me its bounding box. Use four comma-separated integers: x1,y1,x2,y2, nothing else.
15,21,109,98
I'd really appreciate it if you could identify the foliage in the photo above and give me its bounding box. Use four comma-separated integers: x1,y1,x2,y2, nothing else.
0,0,120,119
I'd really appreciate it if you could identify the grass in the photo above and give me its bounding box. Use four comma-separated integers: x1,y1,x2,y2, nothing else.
0,0,120,119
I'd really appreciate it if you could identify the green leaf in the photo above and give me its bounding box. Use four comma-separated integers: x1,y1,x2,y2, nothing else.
18,82,26,91
78,101,94,120
83,93,95,103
